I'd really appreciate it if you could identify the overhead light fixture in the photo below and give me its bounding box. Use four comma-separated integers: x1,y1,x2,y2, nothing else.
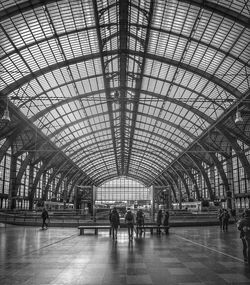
2,108,10,122
235,110,243,124
1,97,10,122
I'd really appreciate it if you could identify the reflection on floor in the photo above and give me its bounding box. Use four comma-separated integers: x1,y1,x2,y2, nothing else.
0,224,249,284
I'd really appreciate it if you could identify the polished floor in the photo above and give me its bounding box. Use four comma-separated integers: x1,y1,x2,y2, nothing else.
0,223,249,285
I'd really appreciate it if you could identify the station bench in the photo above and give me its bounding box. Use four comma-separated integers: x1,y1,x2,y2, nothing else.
78,225,111,235
78,224,169,236
136,225,170,236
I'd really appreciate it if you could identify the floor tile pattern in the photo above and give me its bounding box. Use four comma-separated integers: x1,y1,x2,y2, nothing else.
0,224,249,284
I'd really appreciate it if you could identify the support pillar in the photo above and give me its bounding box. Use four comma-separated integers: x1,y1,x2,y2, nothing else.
226,157,233,210
28,164,34,210
8,155,17,209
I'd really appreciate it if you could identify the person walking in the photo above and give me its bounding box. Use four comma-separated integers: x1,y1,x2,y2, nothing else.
41,207,49,230
156,209,163,234
136,209,145,236
163,210,170,234
218,208,223,230
237,209,250,264
110,207,120,240
125,208,135,240
222,209,230,232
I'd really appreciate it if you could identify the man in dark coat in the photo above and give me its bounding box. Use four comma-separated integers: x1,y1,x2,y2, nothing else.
110,207,120,240
41,207,49,229
156,209,163,234
125,208,135,240
237,209,250,264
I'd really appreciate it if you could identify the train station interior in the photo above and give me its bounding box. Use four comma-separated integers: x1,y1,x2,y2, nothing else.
1,0,250,284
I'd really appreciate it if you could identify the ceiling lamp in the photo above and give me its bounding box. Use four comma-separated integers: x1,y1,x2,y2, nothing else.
235,110,243,124
1,97,10,122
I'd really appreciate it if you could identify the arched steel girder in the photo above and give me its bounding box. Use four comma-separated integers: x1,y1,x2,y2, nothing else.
2,50,242,101
160,172,178,202
4,102,90,181
23,136,94,184
129,52,242,98
11,71,229,125
28,92,214,154
0,124,29,162
54,165,77,197
168,165,191,199
42,161,69,200
209,152,230,191
69,133,184,166
187,154,214,200
57,122,191,160
1,1,249,62
72,139,180,178
170,163,192,197
12,152,33,199
219,129,250,180
65,170,82,200
182,0,250,28
29,89,214,156
137,26,249,69
175,160,201,200
200,138,231,159
157,149,211,200
47,103,201,149
29,156,52,200
83,163,118,181
73,146,172,178
83,157,158,186
92,0,120,177
0,138,12,163
68,172,90,199
0,0,248,28
94,171,152,188
196,140,230,190
157,176,177,202
124,0,154,177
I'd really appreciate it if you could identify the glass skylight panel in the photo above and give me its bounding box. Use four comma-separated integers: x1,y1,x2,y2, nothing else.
208,0,249,17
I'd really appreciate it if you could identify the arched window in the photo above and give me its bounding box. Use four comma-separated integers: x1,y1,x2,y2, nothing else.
96,176,151,202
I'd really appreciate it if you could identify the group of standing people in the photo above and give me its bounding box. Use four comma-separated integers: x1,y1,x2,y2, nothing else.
156,209,169,234
218,208,230,231
109,207,137,240
109,207,169,240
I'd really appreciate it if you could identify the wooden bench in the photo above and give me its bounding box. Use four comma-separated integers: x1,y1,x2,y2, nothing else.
136,225,170,236
78,225,111,235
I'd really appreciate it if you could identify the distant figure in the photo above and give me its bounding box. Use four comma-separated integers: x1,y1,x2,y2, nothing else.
125,208,135,240
156,209,163,234
41,208,49,230
218,208,223,230
231,208,237,222
222,209,230,232
110,207,120,240
136,209,145,236
237,209,250,264
163,210,170,234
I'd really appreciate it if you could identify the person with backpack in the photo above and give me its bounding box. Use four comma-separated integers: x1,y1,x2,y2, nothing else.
125,208,135,240
136,209,145,236
156,209,163,234
41,207,49,230
163,210,170,234
237,209,250,264
110,207,120,240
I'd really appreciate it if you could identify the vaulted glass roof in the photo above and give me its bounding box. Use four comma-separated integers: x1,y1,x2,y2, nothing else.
0,0,249,186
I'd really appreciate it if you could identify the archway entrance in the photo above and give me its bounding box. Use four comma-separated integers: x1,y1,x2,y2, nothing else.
94,177,152,221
